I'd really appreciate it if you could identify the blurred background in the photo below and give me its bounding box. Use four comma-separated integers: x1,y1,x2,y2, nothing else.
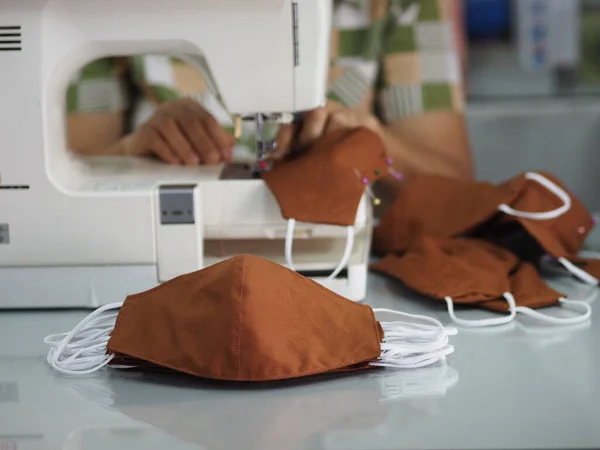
462,0,600,210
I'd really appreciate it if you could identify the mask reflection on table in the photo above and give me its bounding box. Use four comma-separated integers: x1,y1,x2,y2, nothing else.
55,363,459,450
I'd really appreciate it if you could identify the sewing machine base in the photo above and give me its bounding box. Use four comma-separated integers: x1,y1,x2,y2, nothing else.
0,263,367,309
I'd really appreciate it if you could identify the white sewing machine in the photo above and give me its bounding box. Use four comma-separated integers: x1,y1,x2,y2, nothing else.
0,0,373,308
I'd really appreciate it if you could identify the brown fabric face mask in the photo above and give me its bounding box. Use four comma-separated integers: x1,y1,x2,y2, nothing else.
481,262,590,325
262,127,391,279
46,255,456,378
481,262,563,312
262,127,389,227
371,236,522,327
496,172,593,257
374,171,598,287
488,172,597,285
371,236,518,305
371,236,591,326
107,254,382,381
373,174,524,254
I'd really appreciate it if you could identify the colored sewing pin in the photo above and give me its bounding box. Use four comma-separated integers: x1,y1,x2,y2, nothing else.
354,169,381,206
384,157,403,180
388,167,403,180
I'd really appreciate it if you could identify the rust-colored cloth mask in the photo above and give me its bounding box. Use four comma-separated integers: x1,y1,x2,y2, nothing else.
371,237,591,327
373,174,525,254
490,172,599,286
45,255,456,377
375,171,600,286
262,127,390,279
480,262,590,325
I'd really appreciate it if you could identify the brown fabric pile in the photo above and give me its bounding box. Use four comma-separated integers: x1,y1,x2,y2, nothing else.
371,172,597,320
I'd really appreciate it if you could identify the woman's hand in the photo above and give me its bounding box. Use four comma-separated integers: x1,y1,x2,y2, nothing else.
122,98,235,165
275,103,382,157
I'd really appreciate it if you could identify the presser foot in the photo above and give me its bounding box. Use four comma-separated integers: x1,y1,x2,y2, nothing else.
253,139,277,174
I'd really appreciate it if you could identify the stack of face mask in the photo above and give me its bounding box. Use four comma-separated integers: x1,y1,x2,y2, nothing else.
45,255,456,379
372,172,596,327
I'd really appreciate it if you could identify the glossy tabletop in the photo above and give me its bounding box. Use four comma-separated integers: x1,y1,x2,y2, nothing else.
1,266,600,450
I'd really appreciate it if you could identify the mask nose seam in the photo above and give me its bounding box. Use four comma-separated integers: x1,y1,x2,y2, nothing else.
236,256,247,380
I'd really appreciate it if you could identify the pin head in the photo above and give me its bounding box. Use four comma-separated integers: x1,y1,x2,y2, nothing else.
387,167,403,181
373,198,381,206
362,177,369,184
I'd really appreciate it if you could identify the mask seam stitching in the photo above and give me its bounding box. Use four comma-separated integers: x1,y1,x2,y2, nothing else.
236,257,246,381
106,351,379,381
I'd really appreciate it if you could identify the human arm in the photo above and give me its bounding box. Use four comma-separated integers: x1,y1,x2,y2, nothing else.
278,102,472,181
277,0,472,183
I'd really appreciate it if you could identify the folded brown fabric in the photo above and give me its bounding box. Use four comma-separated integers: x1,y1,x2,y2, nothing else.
371,236,517,304
373,174,524,254
375,171,599,285
263,127,389,226
371,236,591,326
497,172,593,259
481,172,598,285
480,262,564,312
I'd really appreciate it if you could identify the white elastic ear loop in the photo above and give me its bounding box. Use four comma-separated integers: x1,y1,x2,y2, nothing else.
372,308,458,338
370,309,456,370
285,218,355,280
557,257,599,286
45,301,126,375
498,172,571,220
515,298,592,325
443,292,517,327
374,345,455,370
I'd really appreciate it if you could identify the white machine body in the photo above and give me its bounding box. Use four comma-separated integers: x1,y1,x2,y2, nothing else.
0,0,373,308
